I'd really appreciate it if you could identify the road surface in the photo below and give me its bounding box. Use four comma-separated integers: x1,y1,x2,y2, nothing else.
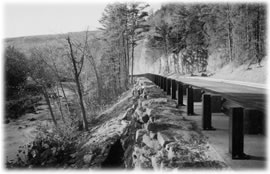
172,76,266,113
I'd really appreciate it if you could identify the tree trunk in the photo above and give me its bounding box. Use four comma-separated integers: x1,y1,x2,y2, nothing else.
131,9,136,85
122,33,128,90
127,37,130,83
55,83,65,123
227,5,233,63
59,81,70,114
75,75,88,131
88,55,102,104
52,60,70,116
164,33,170,73
125,5,130,87
43,87,57,126
256,6,261,65
131,39,135,85
111,55,118,95
67,37,89,131
118,51,122,91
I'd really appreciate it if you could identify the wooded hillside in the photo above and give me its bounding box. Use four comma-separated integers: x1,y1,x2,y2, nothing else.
143,3,266,75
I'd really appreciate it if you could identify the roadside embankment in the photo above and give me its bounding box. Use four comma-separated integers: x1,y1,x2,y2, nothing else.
75,77,228,170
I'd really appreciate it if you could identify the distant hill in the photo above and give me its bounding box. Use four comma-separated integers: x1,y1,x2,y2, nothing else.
4,30,102,56
4,30,160,75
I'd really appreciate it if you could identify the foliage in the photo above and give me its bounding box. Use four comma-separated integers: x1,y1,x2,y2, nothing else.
146,3,266,74
6,125,79,168
5,46,29,98
99,2,150,87
5,95,42,119
4,46,44,120
28,48,58,87
28,48,59,126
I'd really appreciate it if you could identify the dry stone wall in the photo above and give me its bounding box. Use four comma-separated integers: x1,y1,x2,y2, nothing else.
76,77,228,170
130,78,228,170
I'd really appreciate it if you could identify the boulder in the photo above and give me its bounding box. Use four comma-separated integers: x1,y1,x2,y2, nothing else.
121,108,134,120
149,117,155,123
83,154,93,164
151,156,160,170
138,87,144,96
132,104,138,110
145,108,153,117
139,154,152,168
165,142,178,160
141,114,149,123
157,132,174,147
135,129,147,143
28,118,36,121
142,134,161,151
145,122,156,132
135,107,144,118
142,98,167,108
149,131,157,139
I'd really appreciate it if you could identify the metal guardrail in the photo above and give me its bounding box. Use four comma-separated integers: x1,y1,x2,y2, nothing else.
132,73,265,160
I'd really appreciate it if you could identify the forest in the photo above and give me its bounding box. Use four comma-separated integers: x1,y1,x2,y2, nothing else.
147,3,266,74
5,2,266,168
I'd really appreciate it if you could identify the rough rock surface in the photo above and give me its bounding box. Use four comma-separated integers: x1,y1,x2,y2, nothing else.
130,78,228,170
75,77,228,170
73,89,138,168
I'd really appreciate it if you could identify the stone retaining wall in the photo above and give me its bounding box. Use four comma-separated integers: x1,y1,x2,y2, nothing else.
76,77,228,170
130,78,228,170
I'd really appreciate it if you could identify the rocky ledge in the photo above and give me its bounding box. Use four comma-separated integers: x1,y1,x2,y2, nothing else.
75,77,228,170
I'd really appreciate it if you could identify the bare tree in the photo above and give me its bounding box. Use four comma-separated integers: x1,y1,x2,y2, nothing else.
28,48,58,127
66,35,89,131
33,46,72,124
85,37,103,104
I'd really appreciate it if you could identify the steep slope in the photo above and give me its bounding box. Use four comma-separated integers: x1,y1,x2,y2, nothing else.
209,60,267,84
74,77,228,169
133,39,267,84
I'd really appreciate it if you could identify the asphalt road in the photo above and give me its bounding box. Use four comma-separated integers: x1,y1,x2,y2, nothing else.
173,76,266,113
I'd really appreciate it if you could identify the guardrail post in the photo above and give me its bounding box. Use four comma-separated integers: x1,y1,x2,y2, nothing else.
244,109,264,135
211,95,222,113
171,79,176,100
177,82,184,106
183,84,187,95
187,86,194,115
229,107,249,159
160,76,164,89
150,74,154,82
163,77,167,92
166,78,171,95
154,75,157,85
193,88,202,102
202,94,215,130
159,76,162,88
157,75,160,87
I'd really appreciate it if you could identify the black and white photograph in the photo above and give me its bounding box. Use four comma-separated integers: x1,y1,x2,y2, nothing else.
1,0,268,171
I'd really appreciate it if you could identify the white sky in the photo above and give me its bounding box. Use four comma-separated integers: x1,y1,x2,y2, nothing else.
2,0,266,38
3,1,162,38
